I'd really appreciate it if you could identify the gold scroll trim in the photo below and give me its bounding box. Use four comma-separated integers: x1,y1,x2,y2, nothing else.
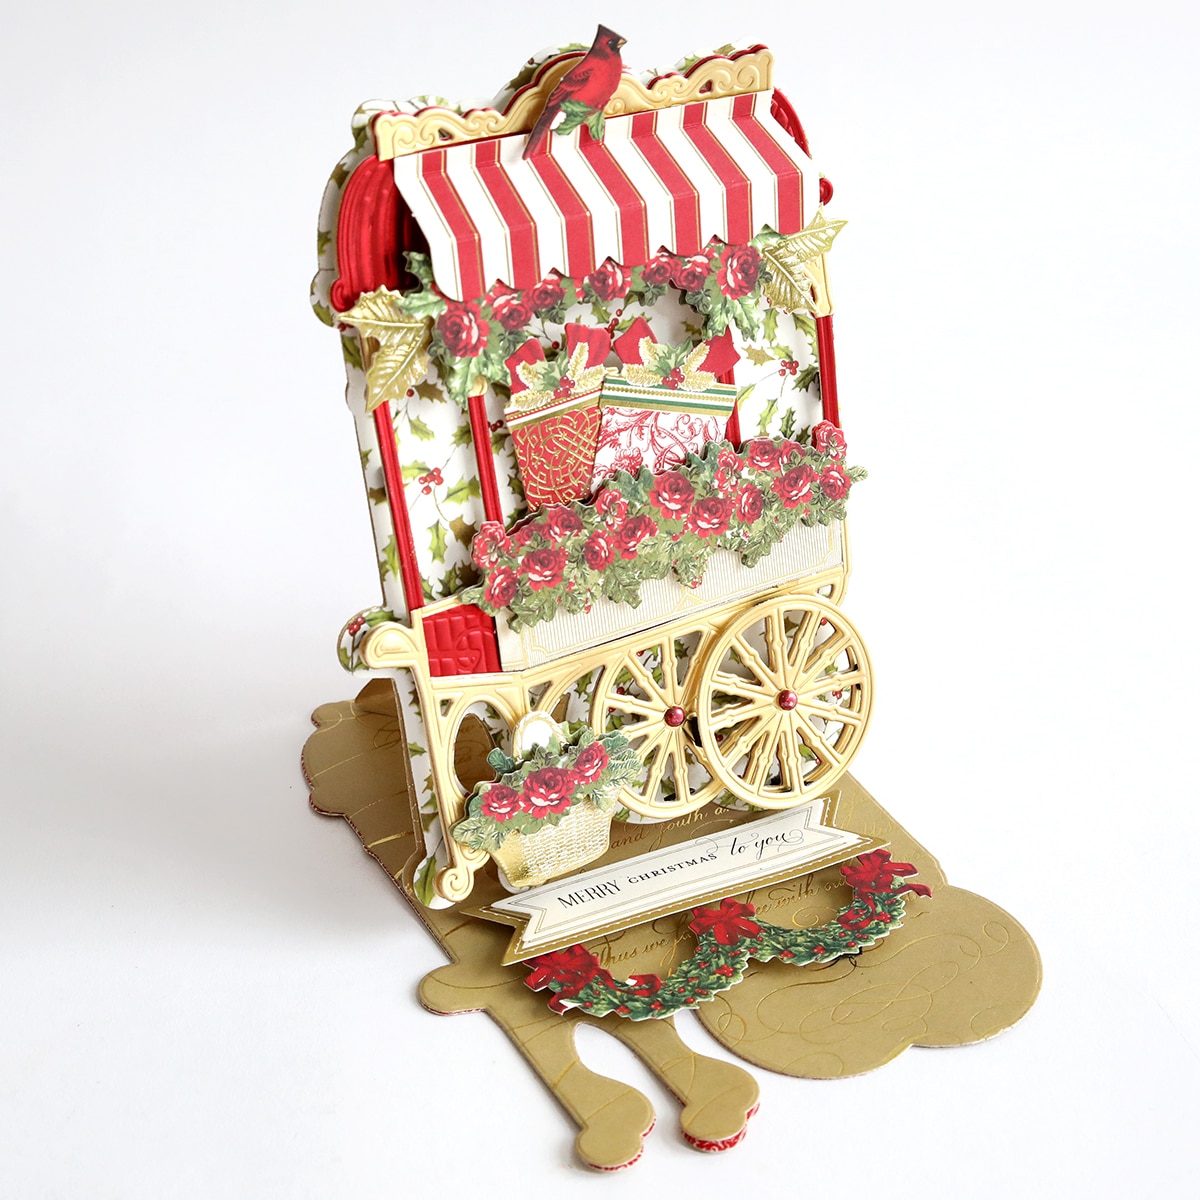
373,46,774,161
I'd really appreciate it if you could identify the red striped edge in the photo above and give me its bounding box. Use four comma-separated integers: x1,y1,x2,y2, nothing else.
372,403,425,611
419,148,487,301
589,1118,656,1172
467,394,503,523
631,110,702,256
815,314,840,428
528,149,595,281
682,1102,759,1154
732,92,804,235
682,103,753,246
474,139,542,289
579,133,650,268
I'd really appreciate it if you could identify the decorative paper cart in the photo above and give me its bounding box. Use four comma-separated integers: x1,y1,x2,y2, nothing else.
317,43,869,903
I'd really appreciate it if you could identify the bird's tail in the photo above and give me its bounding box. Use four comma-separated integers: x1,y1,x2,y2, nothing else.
521,107,558,160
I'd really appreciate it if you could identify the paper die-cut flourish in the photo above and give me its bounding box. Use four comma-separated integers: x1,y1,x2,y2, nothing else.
461,428,866,629
524,850,931,1020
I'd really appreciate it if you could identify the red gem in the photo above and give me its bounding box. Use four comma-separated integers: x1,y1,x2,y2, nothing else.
664,705,687,727
777,690,799,711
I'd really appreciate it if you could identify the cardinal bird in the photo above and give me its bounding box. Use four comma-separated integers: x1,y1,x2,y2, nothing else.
522,25,626,159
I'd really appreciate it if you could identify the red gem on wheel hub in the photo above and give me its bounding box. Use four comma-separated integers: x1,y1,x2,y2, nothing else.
664,705,687,727
777,690,799,711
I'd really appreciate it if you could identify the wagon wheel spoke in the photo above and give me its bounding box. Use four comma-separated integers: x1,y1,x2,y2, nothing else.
793,712,844,768
606,692,666,722
641,740,672,804
742,717,782,791
800,630,855,683
708,696,778,733
763,608,789,676
798,698,866,726
710,671,774,706
717,711,777,766
796,669,867,700
786,608,822,672
776,731,807,792
731,634,780,688
621,653,668,705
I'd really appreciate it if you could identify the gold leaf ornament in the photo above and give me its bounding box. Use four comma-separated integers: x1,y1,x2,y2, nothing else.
762,212,847,318
338,288,432,412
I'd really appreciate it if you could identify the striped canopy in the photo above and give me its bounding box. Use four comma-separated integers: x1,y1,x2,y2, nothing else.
392,91,817,302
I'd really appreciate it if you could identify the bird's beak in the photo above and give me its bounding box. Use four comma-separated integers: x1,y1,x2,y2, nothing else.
617,37,626,47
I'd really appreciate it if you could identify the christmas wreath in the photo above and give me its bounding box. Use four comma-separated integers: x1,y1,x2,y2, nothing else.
523,850,931,1020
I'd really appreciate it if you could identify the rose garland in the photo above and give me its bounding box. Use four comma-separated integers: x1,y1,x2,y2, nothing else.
524,851,931,1020
392,233,786,407
452,723,640,852
461,428,866,629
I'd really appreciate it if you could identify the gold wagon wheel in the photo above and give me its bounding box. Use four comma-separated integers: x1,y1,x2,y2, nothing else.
591,631,725,818
696,594,872,808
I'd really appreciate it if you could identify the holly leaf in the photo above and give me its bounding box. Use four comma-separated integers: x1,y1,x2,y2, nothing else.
401,462,430,481
429,522,447,563
379,535,401,580
445,477,482,505
761,213,846,315
413,379,442,402
339,288,432,412
367,486,387,505
409,414,436,441
745,344,774,366
450,516,477,546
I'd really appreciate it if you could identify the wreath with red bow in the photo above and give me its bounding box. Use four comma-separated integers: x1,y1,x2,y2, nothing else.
523,850,931,1020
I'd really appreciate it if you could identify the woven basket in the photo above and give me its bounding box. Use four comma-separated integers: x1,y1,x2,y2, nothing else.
491,797,613,888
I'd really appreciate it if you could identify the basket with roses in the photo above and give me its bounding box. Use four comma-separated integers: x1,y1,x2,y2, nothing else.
452,723,641,887
461,426,866,630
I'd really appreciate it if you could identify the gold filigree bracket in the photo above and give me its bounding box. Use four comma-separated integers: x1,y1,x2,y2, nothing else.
373,46,774,160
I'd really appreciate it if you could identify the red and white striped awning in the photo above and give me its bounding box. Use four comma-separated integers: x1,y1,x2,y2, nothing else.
392,91,817,302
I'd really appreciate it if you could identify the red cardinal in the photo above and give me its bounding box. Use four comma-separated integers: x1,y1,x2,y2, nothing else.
522,25,626,159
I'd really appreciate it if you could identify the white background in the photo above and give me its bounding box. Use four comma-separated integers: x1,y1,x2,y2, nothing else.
3,1,1198,1195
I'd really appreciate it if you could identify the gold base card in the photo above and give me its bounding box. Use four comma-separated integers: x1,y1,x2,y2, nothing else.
303,680,1041,1169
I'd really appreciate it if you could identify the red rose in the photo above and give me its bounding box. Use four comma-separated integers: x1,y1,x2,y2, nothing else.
543,505,583,539
687,495,731,538
772,465,816,510
778,439,805,464
812,420,847,460
527,276,566,313
648,471,695,518
593,487,627,525
471,520,510,569
735,484,764,524
820,463,851,500
572,741,609,783
480,783,521,820
583,258,630,302
743,439,781,472
582,530,614,570
717,449,743,475
521,766,578,815
716,244,761,299
671,254,711,292
519,546,566,590
640,252,675,287
510,520,543,548
491,289,533,331
483,566,518,607
689,899,762,946
436,300,488,357
616,514,657,558
525,944,614,1011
